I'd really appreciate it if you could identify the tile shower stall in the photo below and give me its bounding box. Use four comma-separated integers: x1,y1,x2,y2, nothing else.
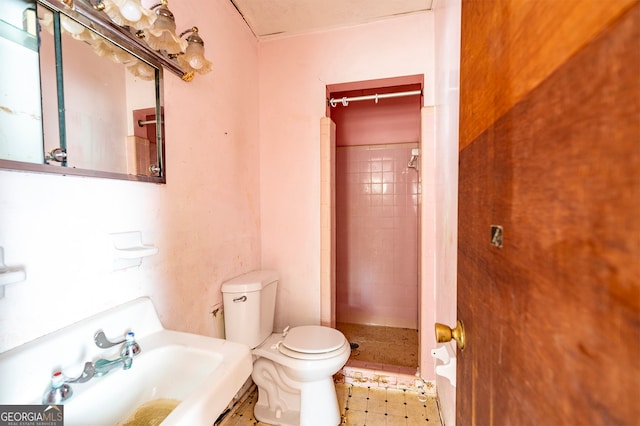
336,142,420,332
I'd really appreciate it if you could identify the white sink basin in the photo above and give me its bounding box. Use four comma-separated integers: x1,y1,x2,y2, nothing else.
0,298,252,426
65,333,247,425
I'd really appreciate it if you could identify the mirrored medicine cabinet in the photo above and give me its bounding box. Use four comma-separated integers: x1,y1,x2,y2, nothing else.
0,0,183,183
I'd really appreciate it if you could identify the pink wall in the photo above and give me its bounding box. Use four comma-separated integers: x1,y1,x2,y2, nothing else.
335,143,419,329
259,12,434,335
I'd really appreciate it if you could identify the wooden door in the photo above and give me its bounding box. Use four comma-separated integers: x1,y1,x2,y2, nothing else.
457,2,639,424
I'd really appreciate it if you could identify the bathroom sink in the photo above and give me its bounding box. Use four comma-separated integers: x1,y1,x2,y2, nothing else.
0,298,252,426
64,333,247,425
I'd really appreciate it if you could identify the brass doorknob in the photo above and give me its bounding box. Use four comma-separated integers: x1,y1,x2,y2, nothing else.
434,320,465,350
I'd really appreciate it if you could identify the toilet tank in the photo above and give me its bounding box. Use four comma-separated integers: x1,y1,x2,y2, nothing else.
221,270,278,349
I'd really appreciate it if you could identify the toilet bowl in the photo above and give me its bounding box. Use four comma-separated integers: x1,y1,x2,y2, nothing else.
252,330,350,425
255,326,351,380
222,271,350,426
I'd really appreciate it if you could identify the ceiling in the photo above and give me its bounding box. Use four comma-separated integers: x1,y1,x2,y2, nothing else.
230,0,434,38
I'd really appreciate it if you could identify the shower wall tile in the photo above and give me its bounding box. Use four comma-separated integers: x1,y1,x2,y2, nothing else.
336,143,419,329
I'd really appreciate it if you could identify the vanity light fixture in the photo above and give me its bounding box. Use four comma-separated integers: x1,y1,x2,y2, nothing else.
175,27,212,80
46,0,210,81
93,0,157,30
140,0,187,54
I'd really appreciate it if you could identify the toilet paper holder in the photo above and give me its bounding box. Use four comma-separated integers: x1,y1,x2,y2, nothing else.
434,320,466,350
431,344,457,387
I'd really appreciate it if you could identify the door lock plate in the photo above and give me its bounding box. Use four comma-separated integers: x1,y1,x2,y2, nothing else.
491,225,503,248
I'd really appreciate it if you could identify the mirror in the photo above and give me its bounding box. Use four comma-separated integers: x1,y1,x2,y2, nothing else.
0,0,166,182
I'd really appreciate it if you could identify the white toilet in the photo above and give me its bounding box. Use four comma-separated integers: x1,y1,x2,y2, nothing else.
222,270,350,426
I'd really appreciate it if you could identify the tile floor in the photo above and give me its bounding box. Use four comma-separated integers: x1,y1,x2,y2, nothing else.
337,323,419,370
217,383,441,426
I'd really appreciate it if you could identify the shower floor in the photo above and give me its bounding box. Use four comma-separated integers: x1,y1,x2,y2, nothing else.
337,322,418,372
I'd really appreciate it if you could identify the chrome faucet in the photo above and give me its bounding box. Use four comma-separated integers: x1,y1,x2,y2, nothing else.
43,362,95,404
93,331,141,376
42,330,141,404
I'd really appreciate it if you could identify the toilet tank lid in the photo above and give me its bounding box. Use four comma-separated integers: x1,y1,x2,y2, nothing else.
221,270,279,293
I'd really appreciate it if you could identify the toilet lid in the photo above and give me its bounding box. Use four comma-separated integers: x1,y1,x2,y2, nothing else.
282,326,346,354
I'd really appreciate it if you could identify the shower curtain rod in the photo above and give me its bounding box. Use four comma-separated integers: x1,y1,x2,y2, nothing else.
328,89,422,107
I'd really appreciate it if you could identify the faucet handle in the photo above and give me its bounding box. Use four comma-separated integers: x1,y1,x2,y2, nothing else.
66,362,96,383
120,332,141,359
43,362,95,404
94,330,131,348
43,371,72,404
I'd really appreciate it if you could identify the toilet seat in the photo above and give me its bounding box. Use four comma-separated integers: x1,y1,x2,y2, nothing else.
277,326,348,360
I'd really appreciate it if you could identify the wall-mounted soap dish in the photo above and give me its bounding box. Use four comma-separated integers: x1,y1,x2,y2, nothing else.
110,231,158,270
0,247,26,298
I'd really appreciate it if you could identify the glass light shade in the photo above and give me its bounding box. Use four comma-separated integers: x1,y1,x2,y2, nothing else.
127,60,155,80
117,0,141,21
38,10,92,42
177,32,212,75
60,16,85,34
101,0,156,30
186,42,204,69
143,6,186,54
90,36,137,65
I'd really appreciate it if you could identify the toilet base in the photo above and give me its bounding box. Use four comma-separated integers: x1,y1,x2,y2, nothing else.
252,358,341,426
299,378,341,426
254,404,300,426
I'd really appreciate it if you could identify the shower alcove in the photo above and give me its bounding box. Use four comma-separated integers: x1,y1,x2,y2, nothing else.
322,75,424,375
